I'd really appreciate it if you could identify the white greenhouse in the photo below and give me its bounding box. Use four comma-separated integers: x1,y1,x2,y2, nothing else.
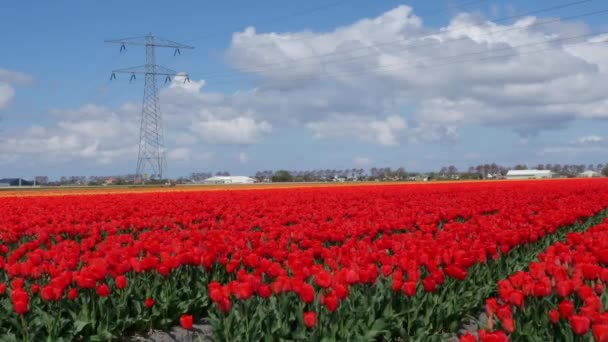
505,169,553,180
201,176,255,185
578,170,601,178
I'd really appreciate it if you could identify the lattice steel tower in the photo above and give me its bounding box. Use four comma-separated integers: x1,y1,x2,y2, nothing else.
106,33,193,180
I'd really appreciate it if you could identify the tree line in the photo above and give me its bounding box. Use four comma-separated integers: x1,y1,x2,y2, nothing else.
453,163,608,178
253,168,410,182
36,162,608,186
253,163,608,183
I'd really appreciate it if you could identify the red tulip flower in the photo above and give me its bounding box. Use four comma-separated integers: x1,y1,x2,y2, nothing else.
593,324,608,342
314,271,332,289
459,332,476,342
509,291,524,307
304,283,318,302
96,284,110,297
10,288,28,315
179,314,193,330
115,275,126,290
569,315,591,335
558,300,574,319
548,309,560,324
67,288,78,300
303,311,316,329
320,291,339,312
422,277,436,293
402,282,416,297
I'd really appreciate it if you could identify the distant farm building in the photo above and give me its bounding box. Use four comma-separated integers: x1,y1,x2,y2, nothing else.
505,170,553,180
579,170,601,178
202,176,255,184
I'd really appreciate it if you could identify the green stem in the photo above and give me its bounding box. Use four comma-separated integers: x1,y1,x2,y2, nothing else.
20,314,30,342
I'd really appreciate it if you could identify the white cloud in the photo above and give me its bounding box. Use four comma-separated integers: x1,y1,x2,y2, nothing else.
572,134,604,145
50,104,112,120
160,77,273,145
0,105,138,164
539,134,607,157
191,117,272,144
167,147,214,163
0,68,32,85
306,114,458,146
239,152,248,163
167,147,192,161
464,152,480,160
0,68,32,110
353,156,371,166
220,5,608,139
174,133,198,145
308,115,408,146
0,83,15,110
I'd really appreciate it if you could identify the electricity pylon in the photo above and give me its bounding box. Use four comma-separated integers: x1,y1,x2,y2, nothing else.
106,33,193,180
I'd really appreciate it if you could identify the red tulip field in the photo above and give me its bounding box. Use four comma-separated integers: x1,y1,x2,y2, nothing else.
1,179,608,341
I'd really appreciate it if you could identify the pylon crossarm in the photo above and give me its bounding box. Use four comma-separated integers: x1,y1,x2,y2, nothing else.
112,65,187,77
105,35,194,50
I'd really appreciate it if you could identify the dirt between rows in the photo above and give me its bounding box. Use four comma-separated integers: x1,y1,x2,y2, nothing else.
0,179,541,197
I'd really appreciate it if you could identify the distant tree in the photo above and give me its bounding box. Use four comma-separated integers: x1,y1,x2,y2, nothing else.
603,165,608,177
447,165,458,175
302,172,315,182
254,171,264,181
370,167,378,179
553,164,562,174
564,165,579,177
35,176,49,185
385,168,392,179
396,167,408,180
483,164,490,176
272,170,293,183
576,164,586,174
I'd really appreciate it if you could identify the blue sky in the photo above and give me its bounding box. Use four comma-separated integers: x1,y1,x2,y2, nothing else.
1,0,608,179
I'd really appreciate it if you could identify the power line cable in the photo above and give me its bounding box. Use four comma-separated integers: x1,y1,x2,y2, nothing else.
248,0,491,49
184,0,353,43
197,0,593,78
184,0,489,44
201,29,608,86
194,6,607,81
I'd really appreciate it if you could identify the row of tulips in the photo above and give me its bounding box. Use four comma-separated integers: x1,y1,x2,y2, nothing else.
465,216,608,341
0,179,608,340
